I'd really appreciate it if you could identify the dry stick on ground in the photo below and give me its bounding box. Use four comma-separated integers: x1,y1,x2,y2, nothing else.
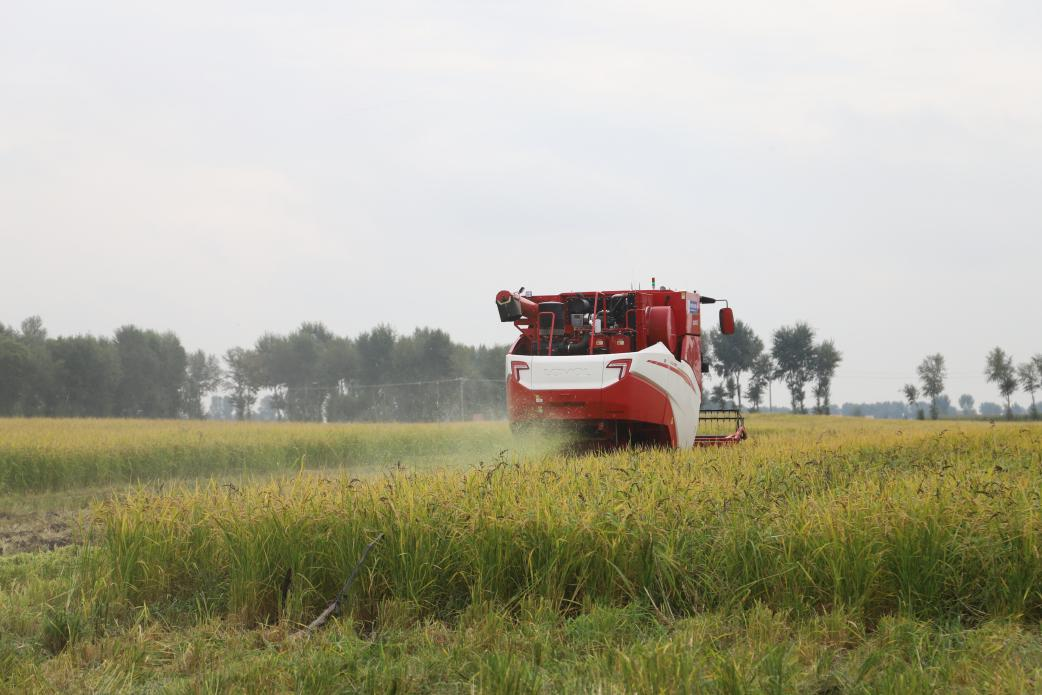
292,532,384,639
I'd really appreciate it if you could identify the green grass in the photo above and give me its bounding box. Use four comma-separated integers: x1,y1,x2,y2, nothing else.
6,592,1042,692
3,416,1042,692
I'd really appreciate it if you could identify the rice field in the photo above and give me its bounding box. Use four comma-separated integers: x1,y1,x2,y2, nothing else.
3,416,1042,693
0,418,515,494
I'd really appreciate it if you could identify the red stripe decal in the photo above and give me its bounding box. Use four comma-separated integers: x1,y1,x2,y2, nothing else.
646,359,698,395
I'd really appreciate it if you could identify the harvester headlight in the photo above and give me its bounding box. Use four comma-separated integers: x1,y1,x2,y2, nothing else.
606,358,632,381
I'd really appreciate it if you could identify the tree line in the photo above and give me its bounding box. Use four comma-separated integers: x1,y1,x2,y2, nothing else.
902,349,1042,420
219,323,507,422
703,320,842,414
0,317,188,418
0,317,507,421
0,315,844,420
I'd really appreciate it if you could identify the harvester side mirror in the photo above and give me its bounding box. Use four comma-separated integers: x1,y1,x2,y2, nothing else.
719,307,735,335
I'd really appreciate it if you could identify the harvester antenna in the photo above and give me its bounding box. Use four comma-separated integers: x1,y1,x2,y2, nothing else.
517,286,525,294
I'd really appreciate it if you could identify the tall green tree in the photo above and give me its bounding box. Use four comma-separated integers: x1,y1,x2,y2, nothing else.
917,353,947,420
49,335,122,416
392,328,459,420
283,322,337,420
183,350,223,419
20,315,47,342
319,335,356,385
984,347,1018,419
457,343,511,381
224,348,262,420
708,384,730,409
812,340,842,414
958,393,975,417
902,384,923,419
745,354,774,412
253,332,292,418
1033,355,1042,418
708,320,763,409
1017,359,1040,419
16,316,55,415
354,325,397,385
253,323,355,421
0,332,32,415
771,323,816,413
935,394,953,417
113,326,187,418
393,328,456,380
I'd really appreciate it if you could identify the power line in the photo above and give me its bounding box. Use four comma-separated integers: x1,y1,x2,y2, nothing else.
218,377,507,422
346,377,502,389
250,377,503,391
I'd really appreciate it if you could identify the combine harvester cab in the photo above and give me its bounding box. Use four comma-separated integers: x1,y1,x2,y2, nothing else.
496,284,747,448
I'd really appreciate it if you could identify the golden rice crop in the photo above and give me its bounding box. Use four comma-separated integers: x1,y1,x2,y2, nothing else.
76,417,1042,633
0,418,514,494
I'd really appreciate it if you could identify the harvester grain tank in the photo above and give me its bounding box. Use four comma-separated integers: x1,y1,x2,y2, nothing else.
496,284,747,448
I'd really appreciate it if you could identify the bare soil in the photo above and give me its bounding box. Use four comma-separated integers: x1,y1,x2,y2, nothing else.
0,510,74,555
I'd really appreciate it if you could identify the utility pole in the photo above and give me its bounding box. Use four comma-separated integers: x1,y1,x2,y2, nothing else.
459,377,465,421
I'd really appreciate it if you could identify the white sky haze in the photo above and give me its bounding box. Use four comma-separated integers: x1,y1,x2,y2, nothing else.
2,1,1040,405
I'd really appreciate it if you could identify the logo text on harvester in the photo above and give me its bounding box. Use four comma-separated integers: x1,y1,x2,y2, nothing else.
542,367,596,378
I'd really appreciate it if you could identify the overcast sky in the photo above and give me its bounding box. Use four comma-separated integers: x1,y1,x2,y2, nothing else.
2,1,1040,405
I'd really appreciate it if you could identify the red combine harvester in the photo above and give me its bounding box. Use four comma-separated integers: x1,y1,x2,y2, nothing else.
496,283,747,448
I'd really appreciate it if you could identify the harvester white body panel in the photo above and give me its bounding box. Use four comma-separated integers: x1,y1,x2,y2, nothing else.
507,344,702,448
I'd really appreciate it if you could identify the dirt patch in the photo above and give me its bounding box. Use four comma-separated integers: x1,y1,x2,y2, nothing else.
0,511,74,555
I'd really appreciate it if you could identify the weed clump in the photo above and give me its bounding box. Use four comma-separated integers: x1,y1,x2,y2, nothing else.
41,606,86,655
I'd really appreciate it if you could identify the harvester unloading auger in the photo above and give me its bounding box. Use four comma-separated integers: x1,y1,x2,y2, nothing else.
496,283,747,448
